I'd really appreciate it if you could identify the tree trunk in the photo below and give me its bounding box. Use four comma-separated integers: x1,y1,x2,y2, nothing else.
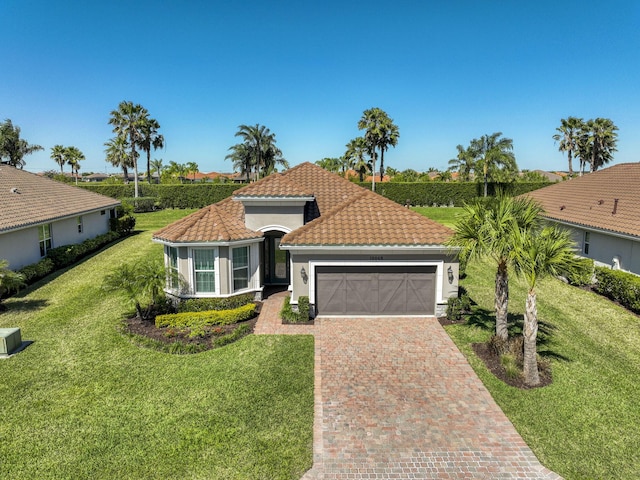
483,161,488,197
568,149,573,176
523,290,540,386
131,141,139,198
495,262,509,341
147,149,151,184
379,147,385,181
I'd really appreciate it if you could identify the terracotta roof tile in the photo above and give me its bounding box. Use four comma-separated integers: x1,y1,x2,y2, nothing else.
281,187,453,246
234,172,314,197
0,165,120,232
522,163,640,237
153,198,263,243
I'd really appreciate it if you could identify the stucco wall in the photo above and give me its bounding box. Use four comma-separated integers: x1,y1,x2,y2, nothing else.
569,226,640,274
243,205,305,232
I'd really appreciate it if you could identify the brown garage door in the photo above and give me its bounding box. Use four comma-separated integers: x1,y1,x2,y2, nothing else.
316,265,436,315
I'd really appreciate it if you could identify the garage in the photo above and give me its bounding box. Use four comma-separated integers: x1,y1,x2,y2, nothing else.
315,265,436,315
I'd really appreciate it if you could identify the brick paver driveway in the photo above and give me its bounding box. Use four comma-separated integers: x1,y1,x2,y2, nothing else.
302,317,561,479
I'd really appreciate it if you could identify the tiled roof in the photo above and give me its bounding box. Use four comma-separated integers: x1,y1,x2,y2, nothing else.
281,188,453,246
522,163,640,238
153,162,453,246
153,198,263,243
0,165,120,233
233,172,314,198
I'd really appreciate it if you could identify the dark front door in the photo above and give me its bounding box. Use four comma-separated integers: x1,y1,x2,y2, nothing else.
264,233,290,285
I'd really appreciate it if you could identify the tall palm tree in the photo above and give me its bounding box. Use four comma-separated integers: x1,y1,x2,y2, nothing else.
469,132,518,197
588,117,618,172
315,157,341,173
137,117,164,184
448,195,542,341
225,142,253,181
51,144,67,173
65,146,85,184
344,137,371,182
0,119,43,169
150,158,164,183
232,124,285,180
185,161,199,182
109,101,148,197
513,224,581,386
357,108,399,190
104,136,133,180
448,144,475,181
552,117,583,176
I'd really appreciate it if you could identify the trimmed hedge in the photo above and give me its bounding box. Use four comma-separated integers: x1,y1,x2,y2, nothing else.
280,296,310,323
18,230,122,284
358,181,551,207
80,184,243,209
155,303,256,328
177,293,254,312
593,267,640,314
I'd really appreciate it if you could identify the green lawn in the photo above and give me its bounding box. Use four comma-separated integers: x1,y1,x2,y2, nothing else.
411,206,463,228
441,241,640,477
0,209,313,480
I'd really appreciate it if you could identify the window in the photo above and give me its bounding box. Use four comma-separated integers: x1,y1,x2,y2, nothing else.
101,210,106,215
232,246,249,291
77,216,83,234
39,224,52,257
168,247,179,290
193,249,216,293
583,231,590,255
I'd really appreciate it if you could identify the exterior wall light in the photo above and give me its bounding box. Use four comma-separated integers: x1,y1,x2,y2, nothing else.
447,266,454,284
301,266,308,284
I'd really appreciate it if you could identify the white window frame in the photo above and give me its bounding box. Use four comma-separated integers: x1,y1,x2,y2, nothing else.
39,224,52,257
77,216,83,234
231,245,251,292
190,248,219,295
167,246,180,291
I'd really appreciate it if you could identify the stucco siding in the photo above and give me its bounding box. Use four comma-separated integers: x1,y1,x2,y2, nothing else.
566,225,640,274
244,205,304,232
0,228,40,270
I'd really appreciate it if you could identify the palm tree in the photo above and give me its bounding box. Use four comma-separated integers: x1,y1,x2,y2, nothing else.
0,259,25,310
104,136,133,180
448,144,475,181
552,117,583,176
150,158,164,183
344,137,371,182
0,119,43,169
65,146,85,184
109,101,148,197
513,224,580,386
588,118,618,172
185,161,199,182
315,157,341,173
357,108,399,190
137,117,164,184
469,132,518,197
50,145,67,174
448,195,542,341
232,124,285,180
225,142,253,181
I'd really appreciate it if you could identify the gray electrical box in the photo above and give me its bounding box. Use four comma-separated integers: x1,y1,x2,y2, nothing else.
0,328,22,355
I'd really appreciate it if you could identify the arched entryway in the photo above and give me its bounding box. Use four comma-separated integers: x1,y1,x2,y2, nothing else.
263,230,290,286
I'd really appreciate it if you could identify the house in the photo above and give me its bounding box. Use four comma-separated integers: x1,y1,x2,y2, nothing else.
153,162,459,317
0,165,120,270
523,163,640,274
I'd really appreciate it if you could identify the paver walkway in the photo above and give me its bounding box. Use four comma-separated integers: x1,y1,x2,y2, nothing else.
254,297,562,479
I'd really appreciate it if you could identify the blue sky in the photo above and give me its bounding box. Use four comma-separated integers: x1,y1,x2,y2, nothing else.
2,0,639,174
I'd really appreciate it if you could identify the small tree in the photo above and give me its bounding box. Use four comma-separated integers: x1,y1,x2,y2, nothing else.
0,260,26,310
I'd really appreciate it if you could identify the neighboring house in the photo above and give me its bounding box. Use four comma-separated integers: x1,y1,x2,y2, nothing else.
153,162,459,317
524,163,640,274
84,173,110,182
0,165,120,270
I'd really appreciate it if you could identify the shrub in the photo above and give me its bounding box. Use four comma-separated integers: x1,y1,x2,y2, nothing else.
110,205,136,235
594,267,640,314
121,197,158,213
445,293,471,321
177,294,254,312
214,324,251,347
155,303,256,328
18,257,55,283
280,296,311,323
565,257,595,286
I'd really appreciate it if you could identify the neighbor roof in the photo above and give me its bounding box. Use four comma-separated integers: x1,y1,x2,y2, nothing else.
153,162,453,246
523,163,640,238
0,166,120,233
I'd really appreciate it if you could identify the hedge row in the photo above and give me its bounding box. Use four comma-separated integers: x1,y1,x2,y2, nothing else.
364,182,552,207
18,230,123,284
178,294,254,313
81,181,550,210
593,267,640,314
80,184,243,209
155,303,256,328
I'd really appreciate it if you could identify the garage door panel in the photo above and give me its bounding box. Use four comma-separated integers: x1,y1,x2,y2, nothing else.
378,274,408,313
317,273,347,314
405,274,434,313
346,274,376,314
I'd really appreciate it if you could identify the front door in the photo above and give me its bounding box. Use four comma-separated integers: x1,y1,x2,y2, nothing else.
264,233,290,285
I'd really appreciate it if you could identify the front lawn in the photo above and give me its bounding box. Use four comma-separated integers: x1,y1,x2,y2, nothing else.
0,209,314,480
447,258,640,479
411,206,462,228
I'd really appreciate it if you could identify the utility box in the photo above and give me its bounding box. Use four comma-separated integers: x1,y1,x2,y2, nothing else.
0,328,22,355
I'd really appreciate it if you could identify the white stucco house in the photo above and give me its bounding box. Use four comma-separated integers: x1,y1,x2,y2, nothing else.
524,163,640,275
153,162,459,317
0,165,120,270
